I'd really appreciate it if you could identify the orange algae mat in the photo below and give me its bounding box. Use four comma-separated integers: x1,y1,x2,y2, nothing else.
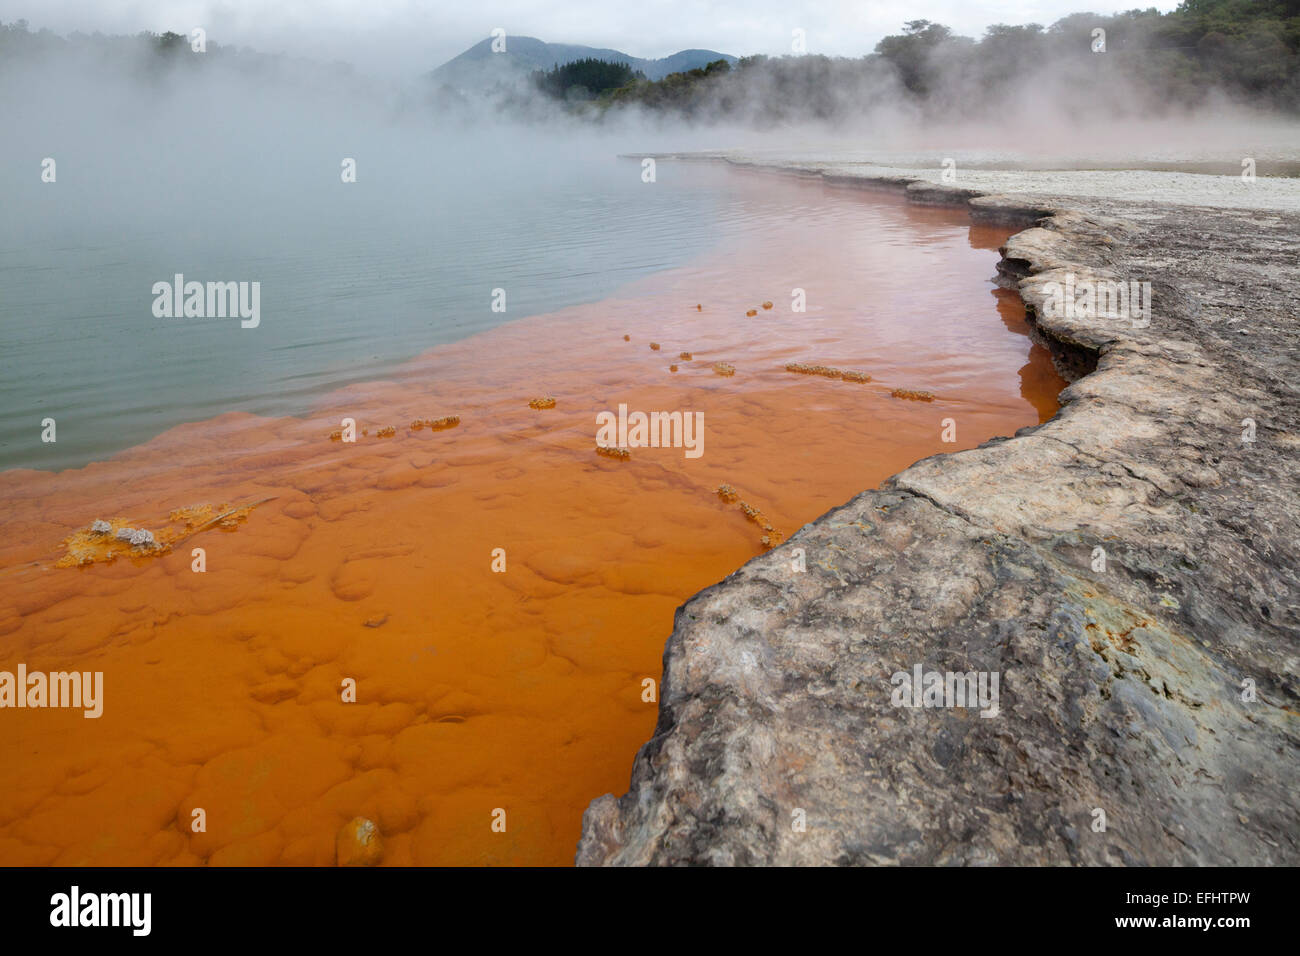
0,174,1066,865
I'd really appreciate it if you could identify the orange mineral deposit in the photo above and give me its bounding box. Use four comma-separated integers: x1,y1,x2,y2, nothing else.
0,174,1064,867
336,817,383,867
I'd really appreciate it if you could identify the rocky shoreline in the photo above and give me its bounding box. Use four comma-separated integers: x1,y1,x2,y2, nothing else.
576,156,1299,865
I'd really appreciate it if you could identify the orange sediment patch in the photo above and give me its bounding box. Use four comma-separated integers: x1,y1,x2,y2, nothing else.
410,415,461,431
54,500,268,568
785,363,871,383
528,398,557,410
786,363,842,379
336,817,383,867
0,180,1065,867
715,484,783,548
891,388,936,402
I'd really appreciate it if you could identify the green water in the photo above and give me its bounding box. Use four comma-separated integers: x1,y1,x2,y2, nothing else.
0,136,745,471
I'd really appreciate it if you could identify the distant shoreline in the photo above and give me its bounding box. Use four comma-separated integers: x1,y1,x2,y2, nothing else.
625,148,1300,211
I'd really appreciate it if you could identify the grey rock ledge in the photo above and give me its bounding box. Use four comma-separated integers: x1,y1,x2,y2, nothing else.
577,159,1299,866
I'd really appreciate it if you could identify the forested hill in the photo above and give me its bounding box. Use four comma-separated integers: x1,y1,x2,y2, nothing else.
4,0,1297,124
429,35,736,87
591,1,1300,120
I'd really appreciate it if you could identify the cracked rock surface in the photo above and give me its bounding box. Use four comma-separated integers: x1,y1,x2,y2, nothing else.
577,161,1299,866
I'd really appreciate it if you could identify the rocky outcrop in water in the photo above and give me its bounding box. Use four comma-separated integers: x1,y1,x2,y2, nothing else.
577,164,1299,865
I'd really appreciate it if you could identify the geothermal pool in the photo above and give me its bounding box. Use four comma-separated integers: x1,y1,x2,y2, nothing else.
0,168,1065,865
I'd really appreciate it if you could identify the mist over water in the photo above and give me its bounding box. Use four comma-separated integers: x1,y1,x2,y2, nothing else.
0,52,753,471
3,14,1297,472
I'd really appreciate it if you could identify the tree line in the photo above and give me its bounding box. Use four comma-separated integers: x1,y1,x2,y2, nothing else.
534,1,1300,119
6,0,1298,121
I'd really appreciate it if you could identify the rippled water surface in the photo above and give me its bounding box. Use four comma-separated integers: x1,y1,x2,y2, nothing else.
0,151,775,470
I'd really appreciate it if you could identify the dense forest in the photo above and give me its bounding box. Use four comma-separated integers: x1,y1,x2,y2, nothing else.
531,58,644,100
547,0,1300,119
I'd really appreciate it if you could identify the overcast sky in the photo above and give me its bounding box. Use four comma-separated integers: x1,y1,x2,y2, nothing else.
2,1,1181,75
